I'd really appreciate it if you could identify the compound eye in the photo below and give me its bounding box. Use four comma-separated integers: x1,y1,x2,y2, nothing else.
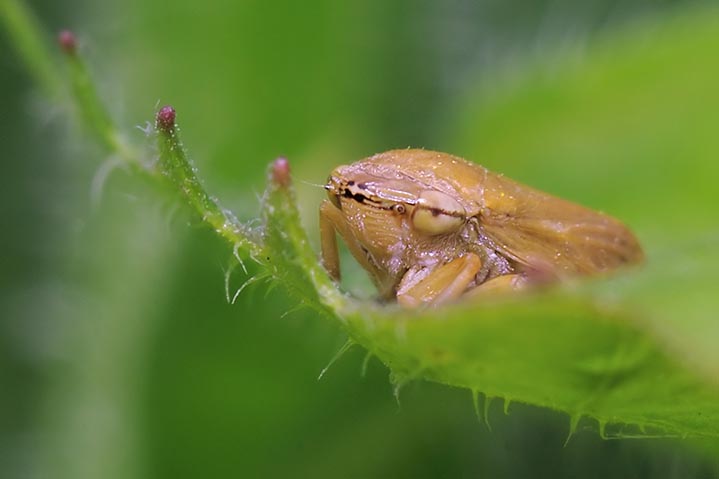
326,188,342,210
411,190,465,235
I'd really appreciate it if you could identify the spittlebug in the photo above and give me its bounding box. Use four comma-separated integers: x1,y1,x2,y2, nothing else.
320,149,643,307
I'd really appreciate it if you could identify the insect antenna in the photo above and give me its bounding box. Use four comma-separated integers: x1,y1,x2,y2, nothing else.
298,179,326,189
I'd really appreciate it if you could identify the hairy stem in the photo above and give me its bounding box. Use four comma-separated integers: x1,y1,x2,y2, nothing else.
154,106,262,258
2,0,264,265
0,0,62,97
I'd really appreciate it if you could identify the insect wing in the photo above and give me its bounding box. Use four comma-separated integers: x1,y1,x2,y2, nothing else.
478,172,643,276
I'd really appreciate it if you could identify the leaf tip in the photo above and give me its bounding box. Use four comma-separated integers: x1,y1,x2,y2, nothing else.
155,105,176,133
564,414,582,447
58,29,77,55
483,395,494,431
471,389,481,422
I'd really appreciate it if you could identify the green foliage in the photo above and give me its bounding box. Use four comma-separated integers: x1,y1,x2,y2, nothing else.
3,1,719,470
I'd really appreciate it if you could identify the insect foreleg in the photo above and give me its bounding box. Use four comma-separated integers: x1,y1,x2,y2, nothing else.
463,273,525,300
320,200,342,281
396,253,482,308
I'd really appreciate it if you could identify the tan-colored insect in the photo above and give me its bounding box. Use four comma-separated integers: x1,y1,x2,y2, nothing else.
320,149,643,307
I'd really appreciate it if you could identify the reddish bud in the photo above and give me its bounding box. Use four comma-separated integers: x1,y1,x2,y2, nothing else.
156,105,176,132
271,157,291,187
58,30,77,54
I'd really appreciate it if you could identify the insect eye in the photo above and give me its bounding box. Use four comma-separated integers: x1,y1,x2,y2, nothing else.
393,204,407,215
326,189,342,210
411,190,465,235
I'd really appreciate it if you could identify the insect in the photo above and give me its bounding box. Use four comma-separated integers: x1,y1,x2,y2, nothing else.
320,149,644,307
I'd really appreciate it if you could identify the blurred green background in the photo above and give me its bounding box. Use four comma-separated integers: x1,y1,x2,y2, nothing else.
2,0,718,477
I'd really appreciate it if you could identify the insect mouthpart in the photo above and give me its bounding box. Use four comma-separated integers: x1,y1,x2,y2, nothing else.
325,188,342,210
324,175,345,210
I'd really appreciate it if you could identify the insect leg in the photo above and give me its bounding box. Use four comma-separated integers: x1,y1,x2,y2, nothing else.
320,200,342,281
397,253,482,308
464,273,525,300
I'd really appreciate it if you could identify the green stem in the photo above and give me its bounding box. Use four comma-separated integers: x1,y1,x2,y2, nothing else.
155,112,262,258
0,0,62,97
65,51,137,164
1,0,263,264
